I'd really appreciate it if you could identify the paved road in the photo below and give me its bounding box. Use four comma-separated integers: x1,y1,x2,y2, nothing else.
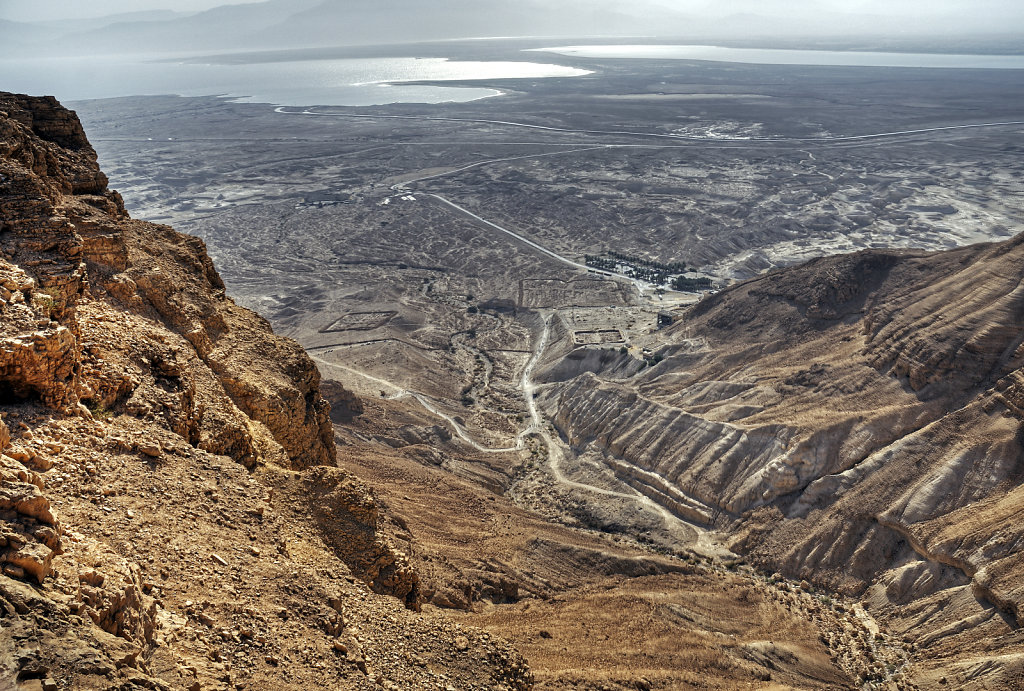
386,142,655,291
388,146,607,188
278,106,1024,145
423,193,646,286
387,155,653,293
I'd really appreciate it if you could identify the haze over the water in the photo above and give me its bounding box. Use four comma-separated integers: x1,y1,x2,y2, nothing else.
4,0,1023,32
2,0,1023,58
2,0,1022,107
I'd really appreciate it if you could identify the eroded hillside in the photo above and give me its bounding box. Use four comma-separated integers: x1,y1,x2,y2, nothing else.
539,237,1024,688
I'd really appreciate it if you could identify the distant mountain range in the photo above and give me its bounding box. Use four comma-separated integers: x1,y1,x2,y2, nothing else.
4,0,1023,58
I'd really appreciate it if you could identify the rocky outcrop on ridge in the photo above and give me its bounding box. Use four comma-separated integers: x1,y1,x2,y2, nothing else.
0,93,530,690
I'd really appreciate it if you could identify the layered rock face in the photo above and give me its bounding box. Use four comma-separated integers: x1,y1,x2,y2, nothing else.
542,235,1024,688
0,90,337,586
0,94,530,690
1,93,335,467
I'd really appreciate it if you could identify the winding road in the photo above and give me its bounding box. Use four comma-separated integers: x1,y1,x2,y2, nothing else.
312,313,713,550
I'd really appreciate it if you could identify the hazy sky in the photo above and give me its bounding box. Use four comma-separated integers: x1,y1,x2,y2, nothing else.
2,0,1021,26
0,0,254,21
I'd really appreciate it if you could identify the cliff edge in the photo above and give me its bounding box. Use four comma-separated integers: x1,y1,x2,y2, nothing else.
0,93,530,690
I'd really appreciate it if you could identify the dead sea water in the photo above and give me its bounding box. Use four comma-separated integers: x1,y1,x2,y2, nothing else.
0,53,591,105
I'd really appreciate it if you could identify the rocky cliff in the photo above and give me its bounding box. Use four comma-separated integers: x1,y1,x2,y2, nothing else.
541,236,1024,688
0,94,530,690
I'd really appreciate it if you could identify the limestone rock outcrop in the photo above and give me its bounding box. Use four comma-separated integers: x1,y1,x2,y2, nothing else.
321,379,364,422
0,93,530,690
0,91,335,469
304,466,421,609
0,418,61,584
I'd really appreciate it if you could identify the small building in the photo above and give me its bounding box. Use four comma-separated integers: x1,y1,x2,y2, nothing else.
301,190,351,207
657,312,674,328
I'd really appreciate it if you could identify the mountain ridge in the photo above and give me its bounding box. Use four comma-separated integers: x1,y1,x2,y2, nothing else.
5,0,1024,58
540,232,1024,687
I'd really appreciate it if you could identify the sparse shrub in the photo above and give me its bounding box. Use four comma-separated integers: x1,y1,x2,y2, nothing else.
32,288,61,318
84,399,115,421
